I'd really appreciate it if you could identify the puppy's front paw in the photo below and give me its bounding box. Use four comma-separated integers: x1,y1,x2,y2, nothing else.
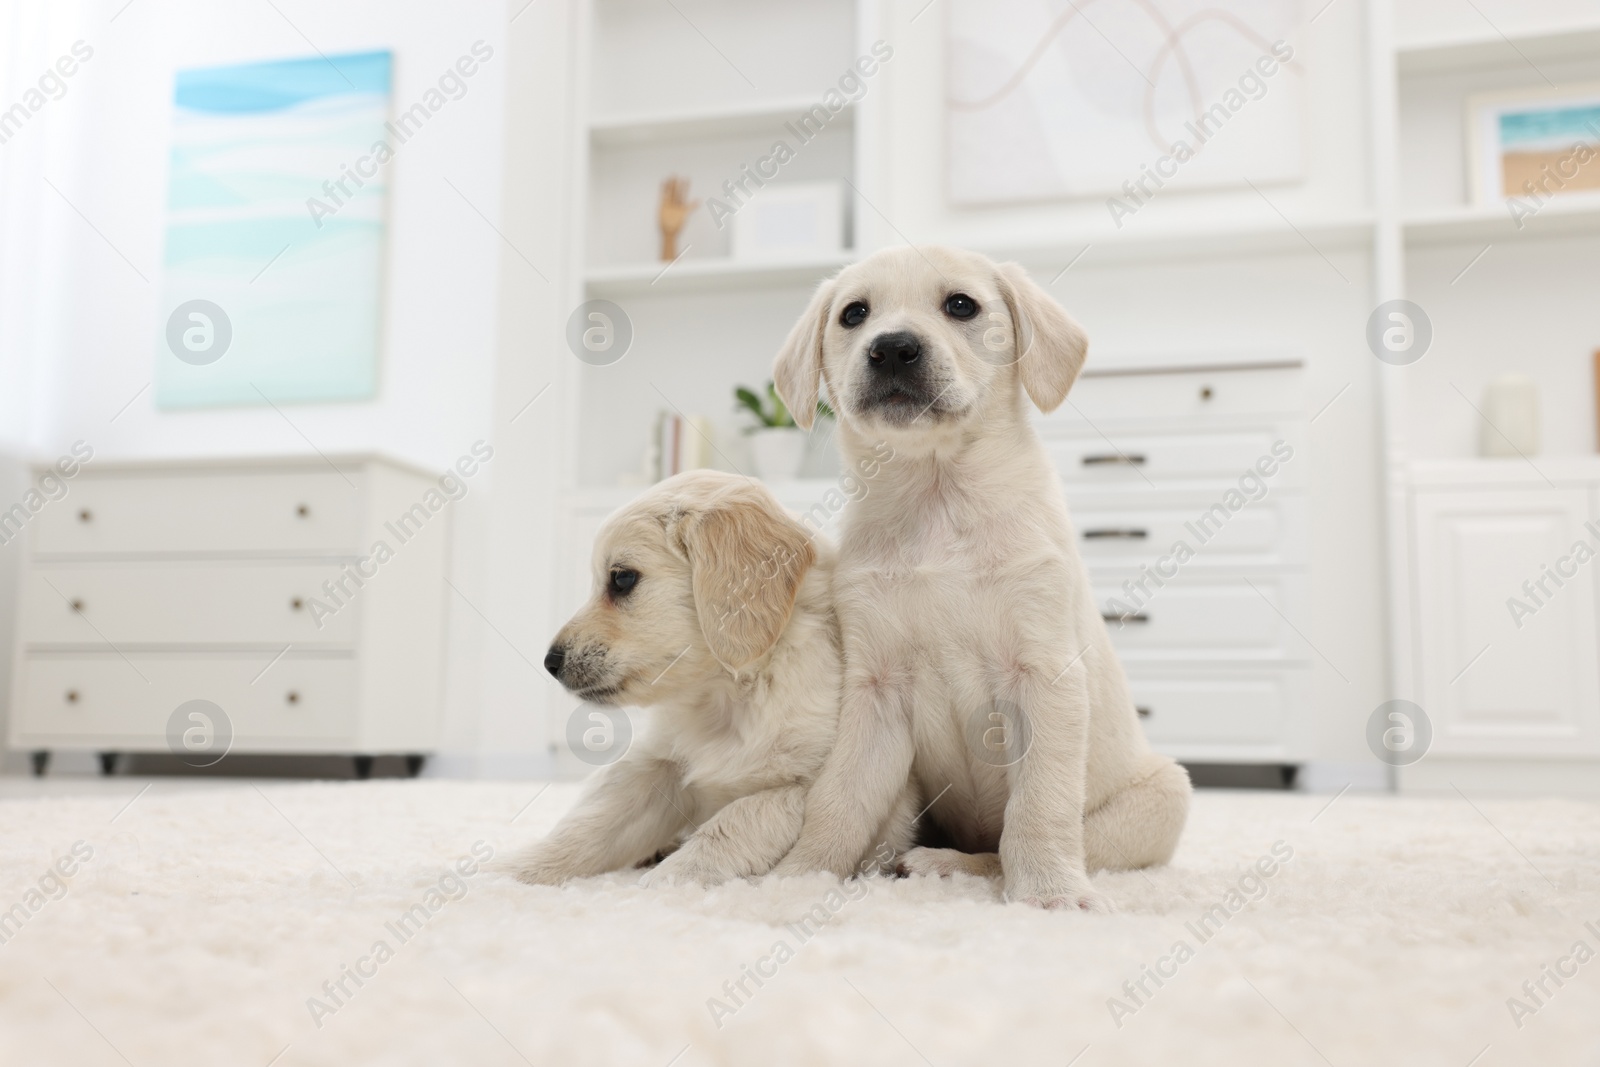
1020,890,1113,912
773,843,854,880
770,855,809,878
638,851,731,888
1007,874,1113,912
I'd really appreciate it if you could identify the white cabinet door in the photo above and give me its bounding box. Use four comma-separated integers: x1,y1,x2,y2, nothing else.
1414,488,1600,754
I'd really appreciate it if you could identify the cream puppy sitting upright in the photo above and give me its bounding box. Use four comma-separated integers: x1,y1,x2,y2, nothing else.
771,246,1191,910
517,470,917,888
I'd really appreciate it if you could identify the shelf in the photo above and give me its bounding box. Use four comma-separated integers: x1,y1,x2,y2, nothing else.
584,252,853,298
585,216,1377,298
988,215,1374,269
1409,457,1600,488
1397,23,1600,76
589,96,854,149
1403,196,1600,245
568,477,845,513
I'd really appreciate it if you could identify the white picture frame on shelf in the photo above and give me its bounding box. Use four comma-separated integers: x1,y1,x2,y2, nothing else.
731,181,843,262
1466,83,1600,208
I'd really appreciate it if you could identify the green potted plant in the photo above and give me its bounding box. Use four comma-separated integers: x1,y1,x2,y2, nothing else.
735,381,831,480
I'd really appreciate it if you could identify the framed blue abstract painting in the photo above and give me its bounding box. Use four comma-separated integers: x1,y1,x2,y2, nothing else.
157,51,391,409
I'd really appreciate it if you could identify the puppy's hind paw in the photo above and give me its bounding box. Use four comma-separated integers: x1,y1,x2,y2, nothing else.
894,847,1003,881
511,848,575,887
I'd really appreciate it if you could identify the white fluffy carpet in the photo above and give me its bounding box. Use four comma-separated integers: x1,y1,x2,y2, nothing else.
1,781,1597,1067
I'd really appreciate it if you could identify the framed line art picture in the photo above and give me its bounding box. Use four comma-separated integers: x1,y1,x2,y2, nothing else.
1466,83,1600,210
156,51,392,409
945,0,1308,205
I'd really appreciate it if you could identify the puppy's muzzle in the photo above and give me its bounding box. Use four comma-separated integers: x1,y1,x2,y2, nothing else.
868,330,922,371
859,330,937,418
545,642,621,701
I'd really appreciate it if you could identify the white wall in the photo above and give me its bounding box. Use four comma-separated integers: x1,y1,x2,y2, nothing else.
3,0,506,467
0,0,553,772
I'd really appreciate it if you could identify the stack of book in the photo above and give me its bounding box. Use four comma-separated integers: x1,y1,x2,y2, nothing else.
650,411,715,481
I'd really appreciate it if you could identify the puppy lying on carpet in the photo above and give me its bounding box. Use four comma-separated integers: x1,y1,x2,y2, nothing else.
517,470,919,887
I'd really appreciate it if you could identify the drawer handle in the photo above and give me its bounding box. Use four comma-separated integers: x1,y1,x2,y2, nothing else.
1200,385,1213,400
1082,453,1146,467
1083,528,1148,540
290,597,304,611
286,690,301,705
1136,706,1151,718
77,509,92,523
69,599,85,613
296,504,311,518
1103,611,1150,624
65,689,80,704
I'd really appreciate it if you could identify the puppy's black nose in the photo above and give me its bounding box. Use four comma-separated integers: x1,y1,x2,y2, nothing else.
868,331,921,370
543,646,566,678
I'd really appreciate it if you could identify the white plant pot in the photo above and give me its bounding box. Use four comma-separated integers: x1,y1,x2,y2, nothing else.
748,428,807,481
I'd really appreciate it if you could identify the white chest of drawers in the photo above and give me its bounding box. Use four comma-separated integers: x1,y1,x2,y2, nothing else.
1041,357,1310,765
553,359,1309,771
6,455,451,775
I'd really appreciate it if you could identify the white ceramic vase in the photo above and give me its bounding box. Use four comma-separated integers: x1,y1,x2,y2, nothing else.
1480,375,1540,457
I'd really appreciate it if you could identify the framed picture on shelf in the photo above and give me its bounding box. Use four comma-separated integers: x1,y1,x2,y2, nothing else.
1466,83,1600,208
730,181,844,263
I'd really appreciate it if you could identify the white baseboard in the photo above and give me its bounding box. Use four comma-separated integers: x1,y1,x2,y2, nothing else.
1296,760,1392,794
423,748,563,780
1399,757,1600,798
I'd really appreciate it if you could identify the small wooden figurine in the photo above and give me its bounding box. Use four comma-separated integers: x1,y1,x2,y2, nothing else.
658,175,698,262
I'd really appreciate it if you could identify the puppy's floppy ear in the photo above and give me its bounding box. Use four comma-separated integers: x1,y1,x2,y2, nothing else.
773,276,835,430
996,261,1089,413
675,484,816,671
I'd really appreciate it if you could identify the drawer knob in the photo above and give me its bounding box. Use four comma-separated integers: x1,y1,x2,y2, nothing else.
1137,706,1151,718
1082,453,1146,467
1200,385,1213,400
1083,528,1148,540
69,599,85,613
290,597,304,611
77,509,92,523
286,690,300,705
1103,611,1150,624
65,689,80,704
296,504,310,518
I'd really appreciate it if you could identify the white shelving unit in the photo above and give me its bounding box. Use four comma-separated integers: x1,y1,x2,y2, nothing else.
546,0,1600,787
1375,0,1600,792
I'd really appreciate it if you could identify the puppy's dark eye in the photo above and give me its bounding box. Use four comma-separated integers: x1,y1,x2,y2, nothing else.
840,302,870,328
608,569,639,596
944,293,979,320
